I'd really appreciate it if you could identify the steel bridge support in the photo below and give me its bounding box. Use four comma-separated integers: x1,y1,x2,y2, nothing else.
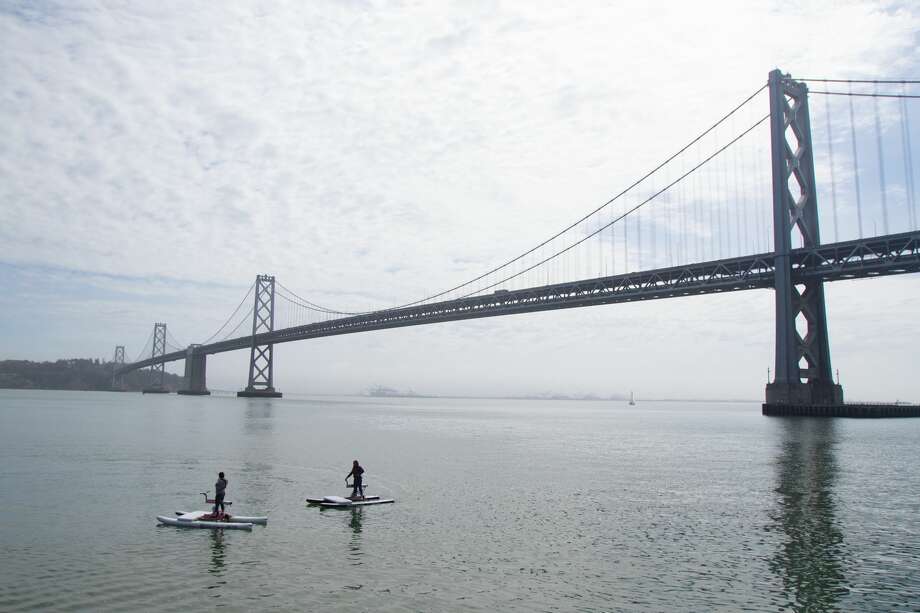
142,323,170,394
178,344,210,395
238,275,282,398
111,345,125,391
765,69,843,406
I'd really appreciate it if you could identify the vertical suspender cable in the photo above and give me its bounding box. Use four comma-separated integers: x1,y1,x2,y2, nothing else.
824,93,839,242
624,201,629,273
693,150,702,261
900,85,917,229
610,194,616,275
753,139,761,252
679,156,687,263
848,82,864,238
707,162,715,260
753,139,762,252
597,214,603,277
719,164,725,258
650,176,657,268
717,164,725,260
665,170,673,267
733,137,743,256
873,83,890,234
637,196,642,271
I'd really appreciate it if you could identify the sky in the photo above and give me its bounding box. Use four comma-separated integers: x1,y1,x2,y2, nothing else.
1,0,918,401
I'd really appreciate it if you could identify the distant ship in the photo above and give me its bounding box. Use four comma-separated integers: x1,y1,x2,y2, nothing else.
366,385,422,398
628,391,636,406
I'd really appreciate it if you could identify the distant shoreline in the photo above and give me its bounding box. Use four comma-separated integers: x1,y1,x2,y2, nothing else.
0,386,763,403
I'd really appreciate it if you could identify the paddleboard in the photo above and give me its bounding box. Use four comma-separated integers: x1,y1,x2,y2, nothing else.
157,515,253,530
320,498,395,508
306,495,380,504
175,511,268,525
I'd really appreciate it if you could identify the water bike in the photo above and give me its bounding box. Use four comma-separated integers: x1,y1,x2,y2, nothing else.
156,492,268,529
306,481,395,507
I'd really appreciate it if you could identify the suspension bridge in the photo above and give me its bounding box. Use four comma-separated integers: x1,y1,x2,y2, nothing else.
112,70,920,415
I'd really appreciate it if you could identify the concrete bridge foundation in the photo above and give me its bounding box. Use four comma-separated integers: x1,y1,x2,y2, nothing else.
178,349,210,396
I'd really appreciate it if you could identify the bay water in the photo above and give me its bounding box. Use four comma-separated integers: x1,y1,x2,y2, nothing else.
0,389,918,611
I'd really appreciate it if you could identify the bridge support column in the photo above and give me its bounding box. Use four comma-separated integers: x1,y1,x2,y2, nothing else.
178,345,210,396
142,323,170,394
111,345,126,391
238,274,282,398
765,69,843,407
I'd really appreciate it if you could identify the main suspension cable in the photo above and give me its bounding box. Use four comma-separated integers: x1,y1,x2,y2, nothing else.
810,91,920,99
798,78,920,84
447,114,771,301
382,82,769,310
199,281,256,345
275,282,367,315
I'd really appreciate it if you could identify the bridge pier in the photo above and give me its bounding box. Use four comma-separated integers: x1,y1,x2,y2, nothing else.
178,346,210,396
238,275,282,398
764,70,843,409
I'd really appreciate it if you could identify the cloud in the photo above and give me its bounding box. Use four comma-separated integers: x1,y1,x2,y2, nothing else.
1,1,919,398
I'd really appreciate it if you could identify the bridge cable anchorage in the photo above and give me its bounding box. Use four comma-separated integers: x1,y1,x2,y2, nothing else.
372,83,768,310
199,280,256,345
449,114,770,299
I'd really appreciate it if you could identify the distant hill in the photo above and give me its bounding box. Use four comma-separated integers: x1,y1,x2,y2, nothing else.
0,359,184,392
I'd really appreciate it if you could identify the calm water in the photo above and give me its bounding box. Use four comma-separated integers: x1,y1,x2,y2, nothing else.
0,390,918,612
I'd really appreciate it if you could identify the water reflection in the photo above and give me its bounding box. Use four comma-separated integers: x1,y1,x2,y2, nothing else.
348,508,364,565
208,530,226,575
243,399,274,435
768,418,848,612
349,507,363,535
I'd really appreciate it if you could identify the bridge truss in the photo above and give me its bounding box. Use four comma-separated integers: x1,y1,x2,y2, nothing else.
117,230,919,375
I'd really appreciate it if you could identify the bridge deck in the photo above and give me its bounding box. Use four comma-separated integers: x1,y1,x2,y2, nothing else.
117,231,920,374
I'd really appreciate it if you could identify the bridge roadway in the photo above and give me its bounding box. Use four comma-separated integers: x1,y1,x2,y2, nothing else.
118,230,920,374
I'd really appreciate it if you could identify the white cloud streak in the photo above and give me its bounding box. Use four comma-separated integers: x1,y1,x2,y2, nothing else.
1,1,918,399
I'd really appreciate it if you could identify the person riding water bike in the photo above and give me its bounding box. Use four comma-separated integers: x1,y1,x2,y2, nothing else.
346,460,365,499
213,472,228,517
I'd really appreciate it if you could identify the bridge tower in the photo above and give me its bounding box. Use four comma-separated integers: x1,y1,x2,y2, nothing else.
111,345,125,391
142,323,170,394
765,69,844,407
177,344,210,396
238,274,282,398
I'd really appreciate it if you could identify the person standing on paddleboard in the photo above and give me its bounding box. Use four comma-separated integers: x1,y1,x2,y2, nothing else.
213,472,227,516
346,460,365,499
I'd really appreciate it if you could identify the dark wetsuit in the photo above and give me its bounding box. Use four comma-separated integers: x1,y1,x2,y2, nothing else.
214,477,227,514
347,465,365,498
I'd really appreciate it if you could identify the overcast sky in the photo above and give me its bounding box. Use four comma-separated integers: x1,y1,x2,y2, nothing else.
1,1,918,401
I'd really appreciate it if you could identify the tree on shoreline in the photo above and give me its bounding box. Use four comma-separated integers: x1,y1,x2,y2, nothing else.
0,359,184,392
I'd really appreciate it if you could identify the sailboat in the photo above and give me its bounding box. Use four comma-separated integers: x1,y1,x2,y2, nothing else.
628,391,636,406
